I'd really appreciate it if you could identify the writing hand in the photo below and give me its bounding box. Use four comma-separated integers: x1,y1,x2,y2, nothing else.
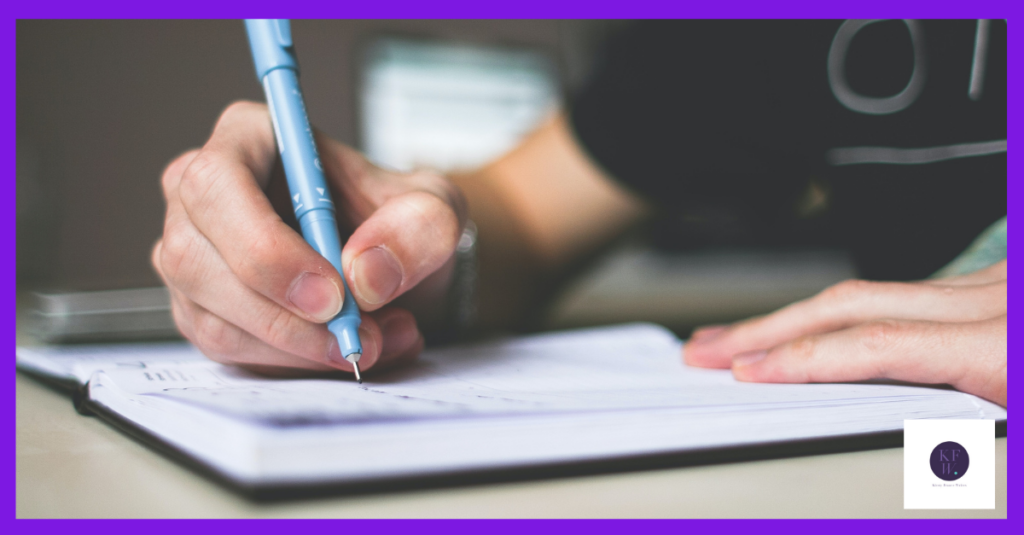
153,102,466,377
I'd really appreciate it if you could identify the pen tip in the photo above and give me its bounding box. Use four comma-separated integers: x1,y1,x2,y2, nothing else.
344,352,363,384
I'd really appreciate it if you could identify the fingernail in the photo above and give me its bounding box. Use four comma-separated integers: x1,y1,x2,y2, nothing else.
732,350,768,367
326,337,349,367
288,273,342,322
690,325,728,343
351,247,403,306
357,325,378,368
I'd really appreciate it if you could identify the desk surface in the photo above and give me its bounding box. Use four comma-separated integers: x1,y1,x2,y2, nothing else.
16,373,1006,519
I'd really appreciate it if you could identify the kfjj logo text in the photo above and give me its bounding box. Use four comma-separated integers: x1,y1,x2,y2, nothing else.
930,441,970,483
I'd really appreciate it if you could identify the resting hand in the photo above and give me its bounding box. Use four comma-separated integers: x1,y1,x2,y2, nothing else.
684,261,1006,406
153,101,466,377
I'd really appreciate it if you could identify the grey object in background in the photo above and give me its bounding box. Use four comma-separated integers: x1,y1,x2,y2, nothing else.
30,287,180,343
546,247,858,334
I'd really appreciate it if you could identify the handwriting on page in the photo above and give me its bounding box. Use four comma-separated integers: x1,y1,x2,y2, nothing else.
95,324,972,429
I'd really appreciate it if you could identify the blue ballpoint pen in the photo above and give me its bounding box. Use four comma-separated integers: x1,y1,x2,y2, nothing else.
245,19,364,382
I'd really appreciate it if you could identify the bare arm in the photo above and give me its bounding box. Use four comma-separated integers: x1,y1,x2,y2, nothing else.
451,113,650,330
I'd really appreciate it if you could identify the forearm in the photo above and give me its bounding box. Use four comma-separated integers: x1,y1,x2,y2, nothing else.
451,114,650,331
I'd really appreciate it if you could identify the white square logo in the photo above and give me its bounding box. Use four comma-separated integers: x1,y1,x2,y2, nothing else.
904,419,995,509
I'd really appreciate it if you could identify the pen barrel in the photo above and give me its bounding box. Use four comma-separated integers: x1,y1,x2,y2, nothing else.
261,68,331,224
259,59,363,357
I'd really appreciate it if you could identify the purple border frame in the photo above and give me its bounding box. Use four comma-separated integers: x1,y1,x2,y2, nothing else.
5,0,1017,529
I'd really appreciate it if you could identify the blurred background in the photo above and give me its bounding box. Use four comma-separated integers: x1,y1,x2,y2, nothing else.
16,20,853,341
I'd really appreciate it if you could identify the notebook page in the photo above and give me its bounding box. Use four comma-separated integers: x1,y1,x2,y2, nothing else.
16,342,205,385
93,323,1006,426
84,323,1006,484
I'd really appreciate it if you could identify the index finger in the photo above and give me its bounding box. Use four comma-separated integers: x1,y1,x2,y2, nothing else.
685,278,1005,369
730,317,1006,406
177,101,345,323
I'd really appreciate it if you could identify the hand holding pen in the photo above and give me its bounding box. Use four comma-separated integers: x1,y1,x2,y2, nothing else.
151,22,467,378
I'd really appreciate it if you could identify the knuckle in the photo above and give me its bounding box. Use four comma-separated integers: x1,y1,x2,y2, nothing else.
158,224,199,281
788,335,819,362
254,306,309,353
414,171,468,221
402,190,462,246
405,189,451,216
160,149,200,196
859,319,904,354
819,279,874,303
233,226,285,287
178,150,228,211
218,100,264,127
150,240,166,280
192,311,243,359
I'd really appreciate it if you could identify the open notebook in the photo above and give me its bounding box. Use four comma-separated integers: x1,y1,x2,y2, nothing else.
17,323,1006,496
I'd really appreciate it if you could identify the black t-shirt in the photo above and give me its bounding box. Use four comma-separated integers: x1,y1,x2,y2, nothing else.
571,20,1006,280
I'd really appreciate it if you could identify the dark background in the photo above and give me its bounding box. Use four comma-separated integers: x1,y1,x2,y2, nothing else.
17,20,615,292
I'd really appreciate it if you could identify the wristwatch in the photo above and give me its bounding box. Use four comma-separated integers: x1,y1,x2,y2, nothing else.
438,220,478,342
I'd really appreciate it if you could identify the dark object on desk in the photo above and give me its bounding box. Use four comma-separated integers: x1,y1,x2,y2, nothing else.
30,287,180,343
